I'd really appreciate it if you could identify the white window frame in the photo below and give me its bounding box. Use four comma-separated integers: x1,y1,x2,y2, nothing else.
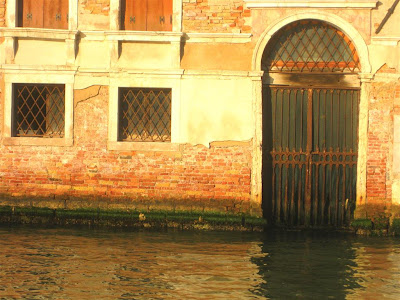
3,71,74,146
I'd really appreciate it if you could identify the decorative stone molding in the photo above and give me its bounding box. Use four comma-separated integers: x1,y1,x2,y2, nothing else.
371,37,400,46
104,31,183,69
252,11,372,73
244,0,377,9
0,28,79,65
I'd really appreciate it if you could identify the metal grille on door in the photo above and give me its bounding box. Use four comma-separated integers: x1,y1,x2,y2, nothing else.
263,87,359,226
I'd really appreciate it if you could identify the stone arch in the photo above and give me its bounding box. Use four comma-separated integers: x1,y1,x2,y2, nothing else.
252,11,371,73
250,11,372,223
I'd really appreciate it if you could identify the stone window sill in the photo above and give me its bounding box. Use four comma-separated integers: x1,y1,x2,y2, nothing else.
0,27,78,40
78,30,184,42
107,141,182,152
3,137,73,147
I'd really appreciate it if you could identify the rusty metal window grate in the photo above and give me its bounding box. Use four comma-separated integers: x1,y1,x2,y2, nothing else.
13,84,65,138
119,88,171,142
262,20,360,73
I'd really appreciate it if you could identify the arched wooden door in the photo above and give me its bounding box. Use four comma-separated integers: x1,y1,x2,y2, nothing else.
262,20,361,227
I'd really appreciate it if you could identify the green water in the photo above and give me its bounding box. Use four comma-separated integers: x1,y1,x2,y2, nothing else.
0,227,399,299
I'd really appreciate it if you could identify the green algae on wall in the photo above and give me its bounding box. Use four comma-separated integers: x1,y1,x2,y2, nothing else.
0,206,266,232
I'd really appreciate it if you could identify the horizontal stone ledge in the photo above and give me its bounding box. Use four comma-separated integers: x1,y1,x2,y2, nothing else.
244,0,378,8
107,141,183,152
0,28,79,40
3,137,74,147
184,33,252,44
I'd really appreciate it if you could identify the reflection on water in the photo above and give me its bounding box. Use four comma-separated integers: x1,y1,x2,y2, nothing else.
0,227,400,299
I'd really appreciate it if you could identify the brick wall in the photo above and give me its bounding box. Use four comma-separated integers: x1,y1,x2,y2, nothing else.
0,86,253,213
366,78,398,206
0,0,5,27
182,0,251,33
81,0,110,15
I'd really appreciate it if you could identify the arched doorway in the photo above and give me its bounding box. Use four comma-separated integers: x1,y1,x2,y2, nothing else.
262,20,361,227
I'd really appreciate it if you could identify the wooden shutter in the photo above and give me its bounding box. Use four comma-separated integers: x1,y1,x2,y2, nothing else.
122,0,147,31
147,0,172,31
146,0,162,31
20,0,44,28
162,0,173,31
43,0,69,29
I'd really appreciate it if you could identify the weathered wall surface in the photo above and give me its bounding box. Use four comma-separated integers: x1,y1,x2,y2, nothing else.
79,0,110,30
365,75,398,216
182,0,251,33
0,0,399,220
0,84,256,213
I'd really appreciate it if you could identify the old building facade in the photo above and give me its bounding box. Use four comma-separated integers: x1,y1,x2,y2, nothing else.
0,0,399,225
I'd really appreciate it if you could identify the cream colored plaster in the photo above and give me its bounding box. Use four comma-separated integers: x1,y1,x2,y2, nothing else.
372,0,400,36
393,181,400,205
2,71,75,147
395,116,400,143
117,42,177,70
180,77,254,146
14,39,67,66
75,41,110,69
394,115,400,176
369,44,400,74
394,143,400,175
74,75,110,90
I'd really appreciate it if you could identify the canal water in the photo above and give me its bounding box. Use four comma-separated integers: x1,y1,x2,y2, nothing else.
1,226,400,299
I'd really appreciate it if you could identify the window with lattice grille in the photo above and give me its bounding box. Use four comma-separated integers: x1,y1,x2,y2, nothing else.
119,88,171,142
13,84,65,138
262,20,360,73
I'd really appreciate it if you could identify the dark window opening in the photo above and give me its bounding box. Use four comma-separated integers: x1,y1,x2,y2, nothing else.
13,84,65,138
119,88,171,142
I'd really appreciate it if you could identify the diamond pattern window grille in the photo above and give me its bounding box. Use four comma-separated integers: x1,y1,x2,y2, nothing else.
262,20,360,73
13,84,65,137
119,88,171,142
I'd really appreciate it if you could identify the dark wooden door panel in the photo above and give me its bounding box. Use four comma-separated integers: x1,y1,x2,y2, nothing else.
264,86,359,227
